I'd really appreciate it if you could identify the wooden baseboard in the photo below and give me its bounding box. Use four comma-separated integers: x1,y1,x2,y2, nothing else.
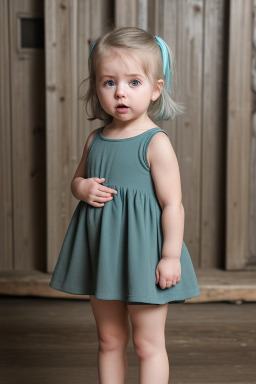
0,268,256,302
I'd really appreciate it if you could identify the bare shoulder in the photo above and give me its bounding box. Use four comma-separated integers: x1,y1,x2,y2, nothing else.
72,128,100,179
147,130,176,168
85,128,99,149
147,130,182,208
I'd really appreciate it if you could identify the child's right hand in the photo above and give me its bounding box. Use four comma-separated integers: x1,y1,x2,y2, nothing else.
73,177,117,207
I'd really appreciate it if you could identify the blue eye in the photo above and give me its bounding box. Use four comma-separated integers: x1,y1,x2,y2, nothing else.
104,80,115,87
130,80,140,87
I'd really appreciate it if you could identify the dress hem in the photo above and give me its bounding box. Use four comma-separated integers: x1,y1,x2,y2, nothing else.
49,280,201,304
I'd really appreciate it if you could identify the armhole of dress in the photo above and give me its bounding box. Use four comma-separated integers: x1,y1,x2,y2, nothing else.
142,129,169,171
86,128,101,163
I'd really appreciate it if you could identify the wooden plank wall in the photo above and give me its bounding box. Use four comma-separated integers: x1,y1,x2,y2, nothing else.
116,0,227,268
0,0,46,271
1,0,254,274
45,0,113,272
226,0,253,270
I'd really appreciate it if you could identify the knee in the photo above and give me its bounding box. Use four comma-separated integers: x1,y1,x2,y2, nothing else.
133,332,165,360
98,330,130,353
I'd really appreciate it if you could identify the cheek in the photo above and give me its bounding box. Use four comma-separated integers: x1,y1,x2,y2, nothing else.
96,88,107,103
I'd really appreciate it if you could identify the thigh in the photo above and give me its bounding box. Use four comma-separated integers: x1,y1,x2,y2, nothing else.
128,303,168,344
89,295,130,343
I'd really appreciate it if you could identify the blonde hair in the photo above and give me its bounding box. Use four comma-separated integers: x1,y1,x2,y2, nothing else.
79,26,185,124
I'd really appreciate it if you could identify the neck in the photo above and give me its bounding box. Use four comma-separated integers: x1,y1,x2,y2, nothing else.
108,114,155,131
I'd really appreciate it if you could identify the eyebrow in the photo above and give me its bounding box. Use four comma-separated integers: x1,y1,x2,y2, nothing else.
99,74,145,80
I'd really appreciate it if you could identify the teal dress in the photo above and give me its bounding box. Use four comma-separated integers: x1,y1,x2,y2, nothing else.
49,127,201,305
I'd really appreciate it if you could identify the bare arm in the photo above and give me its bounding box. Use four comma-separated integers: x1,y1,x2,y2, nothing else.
71,129,117,206
149,132,184,260
148,132,184,288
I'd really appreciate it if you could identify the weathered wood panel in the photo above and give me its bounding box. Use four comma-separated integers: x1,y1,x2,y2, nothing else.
250,0,256,264
115,0,138,27
8,0,46,270
226,0,253,269
45,0,113,272
175,0,203,266
0,1,13,270
2,0,253,277
201,0,228,267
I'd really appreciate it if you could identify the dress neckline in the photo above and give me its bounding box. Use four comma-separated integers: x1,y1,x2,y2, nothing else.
99,126,160,142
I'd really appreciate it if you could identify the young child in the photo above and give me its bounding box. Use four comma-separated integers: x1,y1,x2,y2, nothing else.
50,26,201,383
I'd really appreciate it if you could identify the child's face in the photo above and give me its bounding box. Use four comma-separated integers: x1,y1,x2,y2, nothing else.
95,48,162,123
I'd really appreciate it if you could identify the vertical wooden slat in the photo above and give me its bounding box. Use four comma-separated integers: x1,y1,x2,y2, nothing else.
0,1,13,270
138,0,148,30
175,0,203,266
115,0,138,27
226,0,252,269
201,0,228,267
149,0,178,144
250,0,256,262
77,0,92,153
45,0,73,273
9,0,46,270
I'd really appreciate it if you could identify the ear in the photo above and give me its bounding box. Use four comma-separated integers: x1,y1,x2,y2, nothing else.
151,79,164,102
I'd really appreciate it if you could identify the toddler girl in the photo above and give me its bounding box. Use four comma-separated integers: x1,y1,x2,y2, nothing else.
50,26,201,384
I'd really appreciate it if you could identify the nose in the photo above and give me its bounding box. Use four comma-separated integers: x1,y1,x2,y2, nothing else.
115,84,126,99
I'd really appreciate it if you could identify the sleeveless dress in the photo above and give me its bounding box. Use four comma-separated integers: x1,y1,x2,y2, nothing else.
49,126,201,305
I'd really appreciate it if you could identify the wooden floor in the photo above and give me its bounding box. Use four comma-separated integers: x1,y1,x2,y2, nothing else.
0,297,255,384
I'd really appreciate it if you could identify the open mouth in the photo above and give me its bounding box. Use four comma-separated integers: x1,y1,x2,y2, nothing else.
116,104,129,113
117,104,128,109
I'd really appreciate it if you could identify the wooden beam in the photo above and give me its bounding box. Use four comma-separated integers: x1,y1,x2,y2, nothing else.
226,0,253,269
1,269,256,303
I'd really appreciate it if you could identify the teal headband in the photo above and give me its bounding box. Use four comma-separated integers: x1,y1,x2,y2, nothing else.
154,36,172,93
89,35,172,92
90,40,97,55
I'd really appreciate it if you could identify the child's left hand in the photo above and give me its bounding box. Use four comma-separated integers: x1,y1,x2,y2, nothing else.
155,258,181,289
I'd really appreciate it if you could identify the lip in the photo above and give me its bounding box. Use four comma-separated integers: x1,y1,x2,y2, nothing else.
116,104,129,114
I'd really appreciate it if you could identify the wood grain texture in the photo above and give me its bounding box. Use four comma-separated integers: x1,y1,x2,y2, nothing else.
175,0,203,266
250,0,256,264
8,0,46,270
0,1,13,270
0,298,255,383
226,0,253,269
201,0,228,267
115,0,138,27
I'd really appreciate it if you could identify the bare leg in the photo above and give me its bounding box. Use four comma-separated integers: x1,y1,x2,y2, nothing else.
128,303,169,384
89,295,130,384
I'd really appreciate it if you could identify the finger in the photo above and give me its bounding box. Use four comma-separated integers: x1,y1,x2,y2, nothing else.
155,268,159,284
99,186,118,195
91,201,105,207
159,277,167,289
96,190,114,198
93,177,105,183
92,195,113,203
